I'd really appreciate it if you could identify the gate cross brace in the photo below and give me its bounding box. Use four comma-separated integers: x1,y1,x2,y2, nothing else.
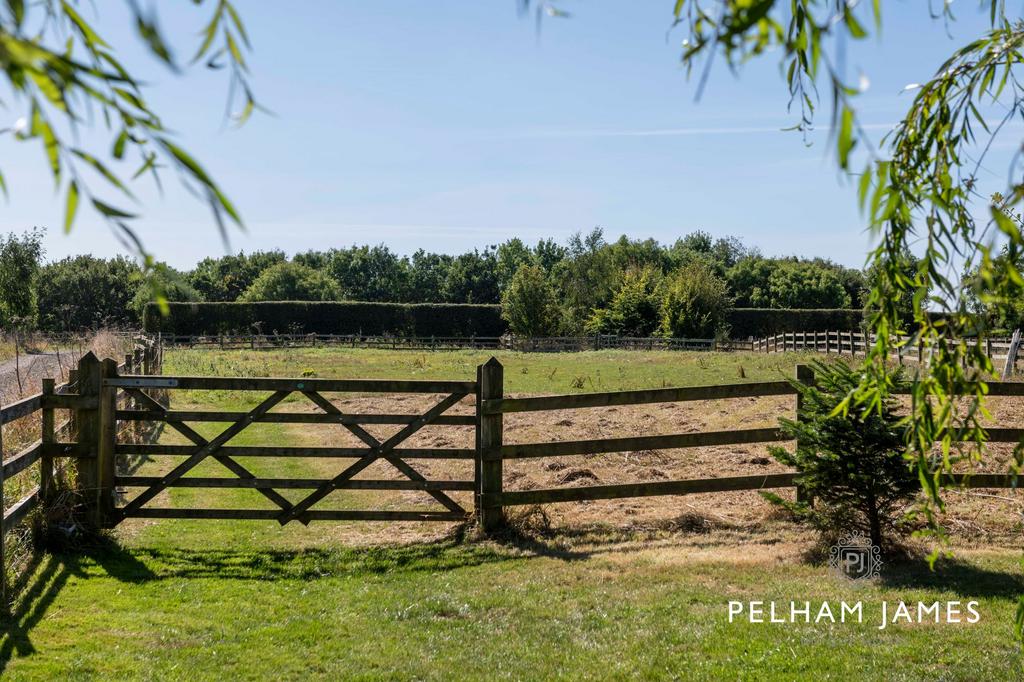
119,390,292,518
123,387,306,525
277,390,469,525
301,390,465,514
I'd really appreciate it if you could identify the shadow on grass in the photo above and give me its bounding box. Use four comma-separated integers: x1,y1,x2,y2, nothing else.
879,555,1024,601
798,535,1024,602
0,539,154,675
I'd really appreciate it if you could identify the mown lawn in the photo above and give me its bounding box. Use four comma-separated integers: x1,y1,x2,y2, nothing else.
1,347,1021,679
3,529,1021,680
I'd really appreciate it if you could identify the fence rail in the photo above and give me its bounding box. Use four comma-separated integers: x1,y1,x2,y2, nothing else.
475,361,1023,526
751,330,1024,367
0,336,162,606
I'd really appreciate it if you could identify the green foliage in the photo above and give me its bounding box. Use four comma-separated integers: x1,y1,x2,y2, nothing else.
657,262,731,339
495,239,536,292
727,257,862,309
36,254,140,331
669,231,751,278
665,0,1024,571
144,301,505,337
324,245,410,302
188,251,287,302
1,1,255,261
239,263,342,302
765,361,917,550
764,261,852,309
440,248,500,304
0,228,44,327
407,250,453,304
864,248,921,328
131,263,202,318
501,264,560,336
551,228,617,333
585,267,662,337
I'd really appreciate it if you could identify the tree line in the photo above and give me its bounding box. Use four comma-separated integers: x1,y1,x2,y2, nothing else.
4,227,907,335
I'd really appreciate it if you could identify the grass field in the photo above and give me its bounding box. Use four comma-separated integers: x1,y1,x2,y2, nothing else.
2,348,1022,680
161,346,825,393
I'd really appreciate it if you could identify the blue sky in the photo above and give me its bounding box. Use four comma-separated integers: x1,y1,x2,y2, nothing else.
1,1,1016,269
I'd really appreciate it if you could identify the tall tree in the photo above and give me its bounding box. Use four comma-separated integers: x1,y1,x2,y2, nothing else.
239,262,341,302
658,261,731,339
551,228,617,333
0,228,44,327
36,255,140,331
501,264,560,336
188,251,287,302
326,245,410,302
441,248,500,304
408,250,454,303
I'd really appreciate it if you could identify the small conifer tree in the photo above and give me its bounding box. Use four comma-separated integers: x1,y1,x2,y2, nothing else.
765,360,918,550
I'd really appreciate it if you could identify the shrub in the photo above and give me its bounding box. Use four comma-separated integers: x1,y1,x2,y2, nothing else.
501,264,560,336
764,360,917,550
585,267,662,337
657,262,731,338
239,263,342,302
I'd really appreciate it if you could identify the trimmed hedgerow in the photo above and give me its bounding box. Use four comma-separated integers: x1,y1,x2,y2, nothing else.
726,308,863,338
144,301,506,337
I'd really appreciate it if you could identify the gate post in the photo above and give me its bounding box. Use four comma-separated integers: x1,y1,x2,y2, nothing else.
75,353,118,528
477,358,504,533
794,363,815,506
75,353,101,526
97,358,118,527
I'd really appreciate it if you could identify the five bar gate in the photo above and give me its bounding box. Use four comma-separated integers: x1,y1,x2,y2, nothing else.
105,361,480,525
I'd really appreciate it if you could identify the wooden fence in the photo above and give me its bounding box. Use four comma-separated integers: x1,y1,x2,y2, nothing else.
752,330,1022,367
0,339,162,604
2,351,1022,604
475,360,1020,529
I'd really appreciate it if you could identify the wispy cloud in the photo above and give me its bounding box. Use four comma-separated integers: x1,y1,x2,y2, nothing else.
501,122,899,139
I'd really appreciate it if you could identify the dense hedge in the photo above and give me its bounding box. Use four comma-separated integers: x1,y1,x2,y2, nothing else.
144,301,506,337
145,301,866,340
726,308,864,338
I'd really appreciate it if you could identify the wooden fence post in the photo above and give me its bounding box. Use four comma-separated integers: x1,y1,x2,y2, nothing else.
75,353,101,526
795,363,814,506
97,359,118,527
478,358,504,533
75,353,118,528
41,378,55,504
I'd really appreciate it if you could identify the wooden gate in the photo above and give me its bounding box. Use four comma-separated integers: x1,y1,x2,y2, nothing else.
97,361,479,525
